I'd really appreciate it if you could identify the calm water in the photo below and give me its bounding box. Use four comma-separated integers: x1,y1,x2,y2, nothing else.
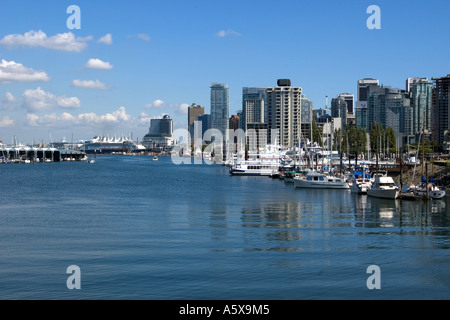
0,156,449,300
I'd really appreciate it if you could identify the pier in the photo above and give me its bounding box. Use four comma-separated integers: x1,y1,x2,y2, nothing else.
0,146,87,163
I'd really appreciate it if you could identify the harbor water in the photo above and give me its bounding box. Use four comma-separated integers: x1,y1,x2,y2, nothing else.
0,156,449,300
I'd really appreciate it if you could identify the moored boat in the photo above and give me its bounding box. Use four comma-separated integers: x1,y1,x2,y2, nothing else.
408,183,446,200
294,170,349,189
230,159,281,176
349,170,372,194
367,175,399,199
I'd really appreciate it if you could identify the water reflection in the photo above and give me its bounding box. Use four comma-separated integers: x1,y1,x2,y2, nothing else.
235,192,449,253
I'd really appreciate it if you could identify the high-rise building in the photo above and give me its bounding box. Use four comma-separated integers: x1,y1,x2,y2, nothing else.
188,104,205,147
300,95,313,142
197,114,211,144
355,101,368,130
356,79,379,133
331,97,348,129
188,104,205,128
406,77,428,93
367,85,412,138
432,75,450,146
358,78,379,102
229,115,240,131
339,93,354,114
266,79,302,148
242,87,267,131
409,78,433,135
210,83,229,142
142,115,174,150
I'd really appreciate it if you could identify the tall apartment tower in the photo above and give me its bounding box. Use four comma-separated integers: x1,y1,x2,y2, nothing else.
188,104,205,147
188,104,205,128
409,79,433,135
266,79,302,148
358,78,380,102
356,78,379,132
406,77,429,93
210,83,229,142
367,85,412,137
242,87,267,131
331,96,348,129
432,75,450,146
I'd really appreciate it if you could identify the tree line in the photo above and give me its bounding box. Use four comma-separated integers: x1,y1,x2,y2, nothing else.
311,120,397,160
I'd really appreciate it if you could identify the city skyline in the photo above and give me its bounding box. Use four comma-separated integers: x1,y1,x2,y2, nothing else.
1,0,449,144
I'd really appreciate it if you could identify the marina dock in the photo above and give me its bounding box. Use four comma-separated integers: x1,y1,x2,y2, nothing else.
0,146,87,163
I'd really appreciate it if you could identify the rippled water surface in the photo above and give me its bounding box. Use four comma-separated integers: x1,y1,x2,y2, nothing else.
0,156,449,300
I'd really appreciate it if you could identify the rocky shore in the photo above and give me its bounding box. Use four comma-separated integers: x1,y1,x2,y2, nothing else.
394,162,450,189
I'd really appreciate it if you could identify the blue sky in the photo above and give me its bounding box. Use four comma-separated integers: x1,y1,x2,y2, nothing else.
0,0,449,144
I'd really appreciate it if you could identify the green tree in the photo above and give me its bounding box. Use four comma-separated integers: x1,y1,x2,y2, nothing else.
369,122,384,152
312,120,323,147
347,125,367,161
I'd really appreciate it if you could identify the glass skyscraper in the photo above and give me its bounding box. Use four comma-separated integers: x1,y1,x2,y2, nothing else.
409,79,433,135
210,83,229,142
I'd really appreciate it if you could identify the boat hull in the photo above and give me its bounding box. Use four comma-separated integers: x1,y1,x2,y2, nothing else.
294,180,349,189
230,169,274,176
367,189,399,199
350,184,369,194
411,189,446,200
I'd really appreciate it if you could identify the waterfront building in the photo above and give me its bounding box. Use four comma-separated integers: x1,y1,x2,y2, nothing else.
210,83,230,144
242,87,267,132
355,101,368,130
331,95,349,130
338,93,354,114
409,78,433,135
197,114,211,140
356,79,379,133
188,104,205,147
432,75,450,148
142,115,174,150
300,94,313,142
367,85,413,142
358,78,379,102
229,115,240,131
406,77,428,93
266,79,302,148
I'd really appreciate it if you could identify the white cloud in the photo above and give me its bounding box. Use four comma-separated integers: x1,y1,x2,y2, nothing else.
22,87,81,112
145,99,166,109
2,92,17,111
145,100,189,114
215,29,242,38
84,58,113,70
0,30,92,52
98,33,112,45
27,107,132,127
4,92,16,102
128,33,151,41
0,116,15,127
0,59,50,84
72,79,112,90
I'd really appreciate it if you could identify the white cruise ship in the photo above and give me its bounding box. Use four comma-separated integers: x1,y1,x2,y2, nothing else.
82,136,146,154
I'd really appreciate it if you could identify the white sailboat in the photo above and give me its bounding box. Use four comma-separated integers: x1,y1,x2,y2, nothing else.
407,115,446,200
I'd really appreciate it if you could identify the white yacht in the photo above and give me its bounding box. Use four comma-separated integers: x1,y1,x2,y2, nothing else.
349,170,372,194
294,171,349,189
367,174,399,199
230,159,281,176
230,145,283,176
